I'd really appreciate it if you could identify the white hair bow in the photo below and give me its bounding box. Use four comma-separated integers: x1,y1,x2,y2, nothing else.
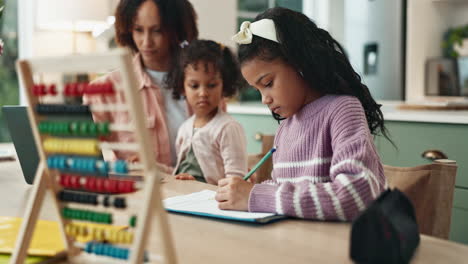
232,19,279,44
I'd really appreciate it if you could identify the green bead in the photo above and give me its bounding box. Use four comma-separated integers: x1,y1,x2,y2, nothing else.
38,122,47,133
97,122,110,136
129,216,137,227
70,122,79,134
85,211,90,221
49,123,57,134
88,123,98,136
60,123,69,135
55,123,63,134
79,122,89,136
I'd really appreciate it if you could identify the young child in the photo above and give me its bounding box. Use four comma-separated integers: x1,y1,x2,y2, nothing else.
215,7,388,221
84,0,198,171
166,40,247,185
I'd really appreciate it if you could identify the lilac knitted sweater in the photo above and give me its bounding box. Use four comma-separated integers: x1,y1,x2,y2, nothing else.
248,95,386,221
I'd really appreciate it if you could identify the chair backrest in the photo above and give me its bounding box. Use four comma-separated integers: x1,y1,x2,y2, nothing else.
247,134,274,183
384,160,457,239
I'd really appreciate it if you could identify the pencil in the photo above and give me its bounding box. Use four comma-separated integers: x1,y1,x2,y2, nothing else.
243,146,277,181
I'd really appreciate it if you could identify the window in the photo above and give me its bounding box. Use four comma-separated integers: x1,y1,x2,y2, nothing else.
0,0,19,142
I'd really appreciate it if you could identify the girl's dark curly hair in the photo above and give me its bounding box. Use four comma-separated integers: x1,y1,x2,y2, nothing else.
166,39,245,99
239,7,390,140
114,0,198,65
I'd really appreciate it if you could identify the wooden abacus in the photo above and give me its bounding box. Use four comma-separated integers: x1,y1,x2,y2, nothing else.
11,49,176,264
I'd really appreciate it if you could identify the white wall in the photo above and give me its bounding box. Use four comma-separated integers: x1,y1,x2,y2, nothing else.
302,0,344,44
189,0,237,49
405,0,468,101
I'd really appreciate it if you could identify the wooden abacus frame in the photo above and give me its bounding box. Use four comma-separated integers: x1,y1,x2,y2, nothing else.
11,49,176,264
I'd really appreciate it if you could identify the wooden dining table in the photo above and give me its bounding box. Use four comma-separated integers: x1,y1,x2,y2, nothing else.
1,143,468,263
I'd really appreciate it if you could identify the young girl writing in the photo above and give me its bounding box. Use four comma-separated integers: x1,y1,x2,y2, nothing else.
166,40,247,185
215,7,388,221
84,0,198,171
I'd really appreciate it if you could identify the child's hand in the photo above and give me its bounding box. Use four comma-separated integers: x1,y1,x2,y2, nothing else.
246,170,257,183
175,173,196,181
215,176,254,211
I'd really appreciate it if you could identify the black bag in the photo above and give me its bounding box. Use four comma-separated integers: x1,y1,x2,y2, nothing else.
350,188,420,264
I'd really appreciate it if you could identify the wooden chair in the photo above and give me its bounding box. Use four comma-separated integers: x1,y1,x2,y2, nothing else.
247,134,274,183
384,159,457,239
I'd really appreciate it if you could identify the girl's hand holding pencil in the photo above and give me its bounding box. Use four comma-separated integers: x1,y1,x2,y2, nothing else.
215,176,254,211
215,146,276,211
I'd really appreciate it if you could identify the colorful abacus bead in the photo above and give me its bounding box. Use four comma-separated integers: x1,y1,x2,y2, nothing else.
129,215,137,227
83,82,115,95
49,84,57,95
43,138,100,156
57,189,126,208
59,174,135,194
113,160,128,174
77,82,87,95
62,207,112,224
32,84,48,96
85,242,130,260
58,190,98,206
97,122,110,135
36,104,91,115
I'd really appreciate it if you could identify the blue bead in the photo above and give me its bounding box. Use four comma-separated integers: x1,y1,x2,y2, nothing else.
109,246,117,258
96,160,108,174
88,159,97,173
58,156,66,170
85,242,93,253
70,158,77,171
47,157,54,168
103,244,111,257
95,243,104,255
122,249,129,260
50,156,58,169
80,158,88,172
115,160,128,174
118,248,126,259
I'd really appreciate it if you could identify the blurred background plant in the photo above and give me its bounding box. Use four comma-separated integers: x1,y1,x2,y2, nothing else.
0,0,19,142
442,24,468,58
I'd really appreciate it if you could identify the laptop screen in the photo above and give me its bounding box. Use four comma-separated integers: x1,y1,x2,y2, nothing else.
2,106,39,184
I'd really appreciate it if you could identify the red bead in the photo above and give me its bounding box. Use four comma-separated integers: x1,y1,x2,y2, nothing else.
62,174,71,188
77,82,87,96
38,84,47,95
69,83,78,96
121,181,134,193
49,84,57,95
89,83,98,94
59,174,66,186
95,178,105,192
70,175,80,188
83,83,91,94
105,82,115,94
129,181,135,192
86,177,96,191
117,180,126,193
32,84,39,96
106,179,118,193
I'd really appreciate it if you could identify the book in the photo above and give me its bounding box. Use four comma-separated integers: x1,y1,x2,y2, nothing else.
163,190,286,224
0,217,64,257
0,216,125,257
